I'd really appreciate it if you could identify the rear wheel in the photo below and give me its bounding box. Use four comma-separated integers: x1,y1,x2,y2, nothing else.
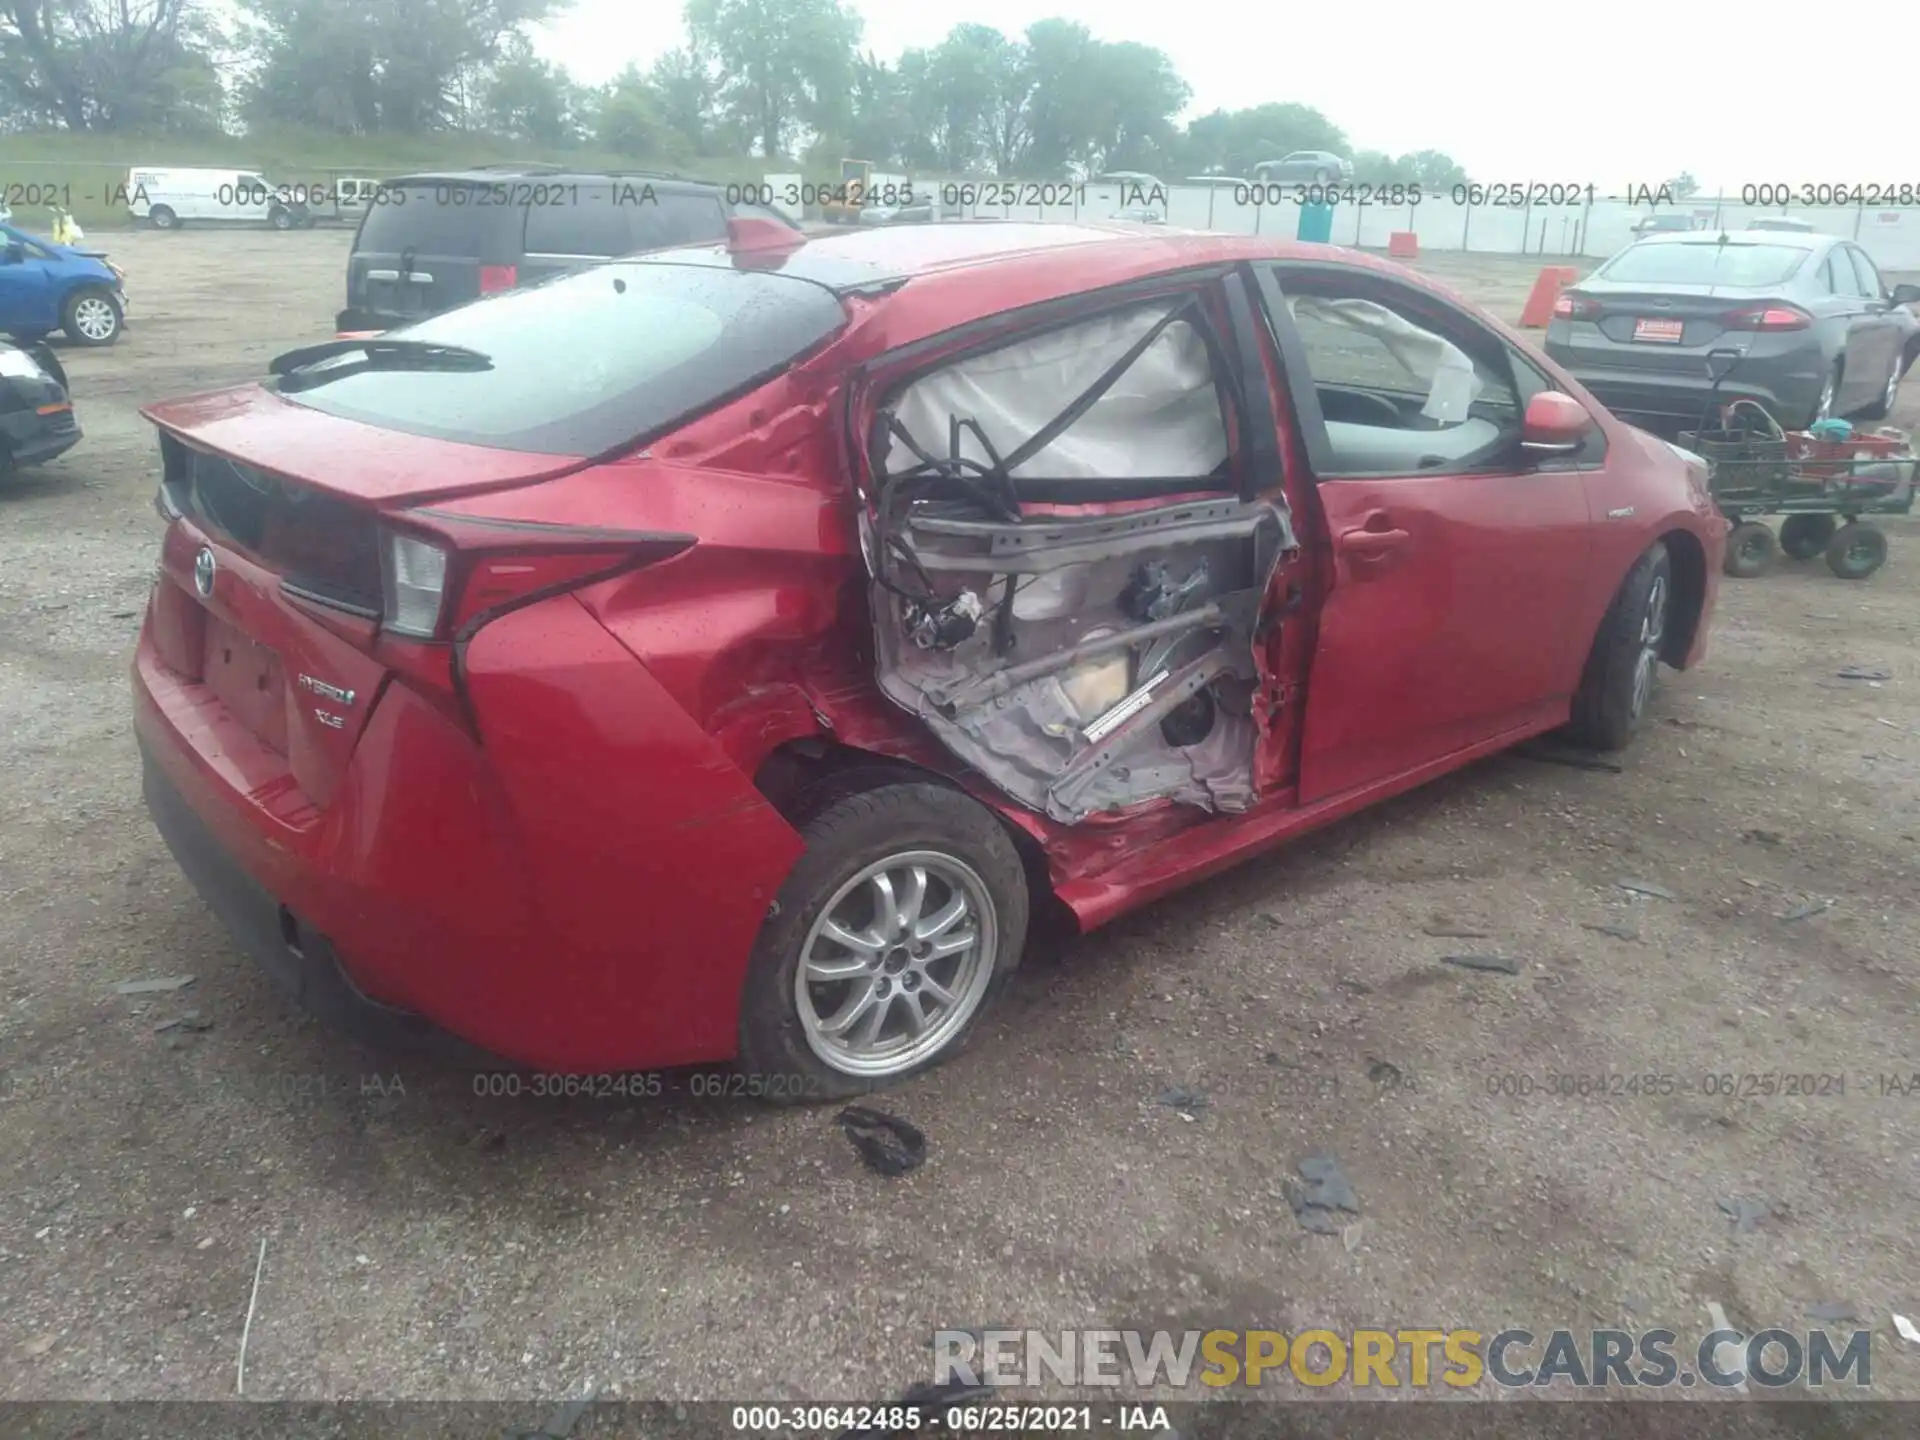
269,207,295,232
1825,522,1887,580
61,287,122,346
1779,513,1837,560
148,205,178,231
1564,542,1671,752
1723,520,1777,577
736,782,1029,1104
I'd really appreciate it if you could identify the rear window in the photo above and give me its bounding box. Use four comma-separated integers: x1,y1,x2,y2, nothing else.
276,261,847,456
1600,242,1808,287
353,182,525,261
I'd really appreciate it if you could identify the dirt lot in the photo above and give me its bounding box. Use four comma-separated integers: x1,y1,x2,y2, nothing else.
3,229,1919,1407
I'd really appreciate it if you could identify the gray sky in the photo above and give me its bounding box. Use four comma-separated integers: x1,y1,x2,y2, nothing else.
532,0,1906,192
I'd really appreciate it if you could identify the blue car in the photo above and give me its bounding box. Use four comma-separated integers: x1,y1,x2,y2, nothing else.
0,222,128,347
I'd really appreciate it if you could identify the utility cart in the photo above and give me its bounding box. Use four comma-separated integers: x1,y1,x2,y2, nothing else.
1680,350,1915,581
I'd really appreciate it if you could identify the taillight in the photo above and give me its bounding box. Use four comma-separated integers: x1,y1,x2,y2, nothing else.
373,515,695,729
1721,304,1812,332
478,265,517,294
381,531,450,638
1553,292,1601,320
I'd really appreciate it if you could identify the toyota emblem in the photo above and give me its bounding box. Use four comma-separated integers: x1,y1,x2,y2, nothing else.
193,546,217,599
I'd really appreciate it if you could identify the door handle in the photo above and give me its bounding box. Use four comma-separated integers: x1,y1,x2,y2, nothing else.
1339,526,1410,559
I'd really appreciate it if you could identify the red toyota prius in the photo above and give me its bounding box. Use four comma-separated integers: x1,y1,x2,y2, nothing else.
133,220,1726,1099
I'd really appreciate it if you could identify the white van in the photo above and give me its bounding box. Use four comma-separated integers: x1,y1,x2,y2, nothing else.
125,167,319,231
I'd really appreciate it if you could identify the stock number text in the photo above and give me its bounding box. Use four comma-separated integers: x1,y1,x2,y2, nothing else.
1236,182,1422,208
1744,183,1918,208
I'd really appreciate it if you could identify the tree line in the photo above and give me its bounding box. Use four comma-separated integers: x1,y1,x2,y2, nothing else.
0,0,1476,185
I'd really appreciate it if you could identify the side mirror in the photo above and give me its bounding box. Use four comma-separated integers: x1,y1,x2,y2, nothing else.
1891,283,1920,307
1520,391,1593,455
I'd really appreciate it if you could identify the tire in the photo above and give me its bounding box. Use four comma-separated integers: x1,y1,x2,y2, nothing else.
736,782,1029,1104
1564,542,1672,752
1825,522,1887,580
1779,513,1837,560
61,287,122,346
269,207,295,231
1722,519,1777,578
148,205,178,230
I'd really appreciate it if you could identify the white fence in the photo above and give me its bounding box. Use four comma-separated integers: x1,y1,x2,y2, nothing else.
920,183,1920,271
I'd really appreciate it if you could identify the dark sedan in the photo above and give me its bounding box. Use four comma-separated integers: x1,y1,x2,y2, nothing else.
0,338,80,481
1545,231,1920,434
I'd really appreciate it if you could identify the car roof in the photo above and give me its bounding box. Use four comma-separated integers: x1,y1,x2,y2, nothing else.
630,219,1444,305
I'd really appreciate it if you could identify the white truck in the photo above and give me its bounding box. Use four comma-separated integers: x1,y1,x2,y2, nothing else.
125,166,331,231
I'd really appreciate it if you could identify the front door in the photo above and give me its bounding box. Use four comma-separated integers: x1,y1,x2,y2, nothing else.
1251,263,1599,804
1842,246,1904,406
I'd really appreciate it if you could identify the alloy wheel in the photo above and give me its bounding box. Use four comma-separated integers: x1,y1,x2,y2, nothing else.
795,850,998,1078
1630,573,1668,719
73,297,117,342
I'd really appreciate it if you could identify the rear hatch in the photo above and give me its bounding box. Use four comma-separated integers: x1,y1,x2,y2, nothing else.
145,395,586,810
145,258,850,809
1564,241,1815,375
344,179,527,324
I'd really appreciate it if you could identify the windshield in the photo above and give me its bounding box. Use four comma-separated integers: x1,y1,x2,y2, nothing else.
277,261,847,455
1599,242,1808,288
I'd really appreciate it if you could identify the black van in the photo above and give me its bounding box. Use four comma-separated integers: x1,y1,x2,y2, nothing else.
334,166,795,331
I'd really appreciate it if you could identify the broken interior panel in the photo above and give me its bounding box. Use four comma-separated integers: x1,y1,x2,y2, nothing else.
861,295,1296,824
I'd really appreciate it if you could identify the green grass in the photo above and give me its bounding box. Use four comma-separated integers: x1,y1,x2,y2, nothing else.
0,129,798,227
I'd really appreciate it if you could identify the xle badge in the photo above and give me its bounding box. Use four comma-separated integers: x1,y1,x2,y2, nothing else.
1608,506,1636,519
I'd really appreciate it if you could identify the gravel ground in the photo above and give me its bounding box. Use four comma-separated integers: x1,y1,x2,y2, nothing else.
2,229,1918,1407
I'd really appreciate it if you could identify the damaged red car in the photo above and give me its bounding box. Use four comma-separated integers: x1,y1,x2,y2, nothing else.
133,220,1726,1098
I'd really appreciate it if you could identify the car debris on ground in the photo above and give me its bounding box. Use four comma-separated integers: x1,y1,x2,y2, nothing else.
1718,1196,1770,1234
1156,1085,1210,1118
1284,1154,1361,1234
837,1106,927,1176
1441,954,1521,976
1778,898,1835,922
113,975,195,995
1422,919,1490,939
1581,922,1638,940
1615,879,1677,900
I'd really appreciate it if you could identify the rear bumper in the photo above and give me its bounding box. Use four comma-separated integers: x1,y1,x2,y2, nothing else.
131,591,806,1073
140,741,501,1067
1545,340,1825,436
